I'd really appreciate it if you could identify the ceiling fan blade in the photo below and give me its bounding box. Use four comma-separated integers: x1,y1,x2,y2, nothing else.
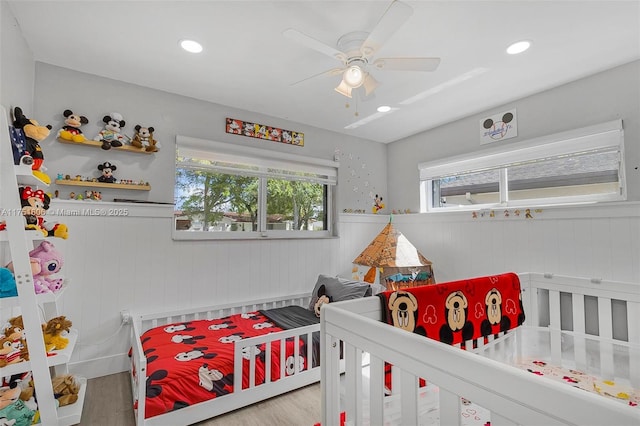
372,57,441,71
291,67,344,86
360,0,413,58
283,28,347,62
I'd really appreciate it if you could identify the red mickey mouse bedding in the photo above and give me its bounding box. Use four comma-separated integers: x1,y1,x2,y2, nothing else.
378,273,525,392
139,305,318,419
379,272,525,345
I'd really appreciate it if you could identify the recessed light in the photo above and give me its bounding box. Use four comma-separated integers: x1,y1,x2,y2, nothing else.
180,39,203,53
377,105,391,113
506,40,531,55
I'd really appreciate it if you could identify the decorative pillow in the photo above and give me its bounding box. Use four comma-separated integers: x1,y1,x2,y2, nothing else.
308,274,372,314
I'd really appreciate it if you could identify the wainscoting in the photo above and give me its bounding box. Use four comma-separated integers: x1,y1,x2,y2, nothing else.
12,200,638,379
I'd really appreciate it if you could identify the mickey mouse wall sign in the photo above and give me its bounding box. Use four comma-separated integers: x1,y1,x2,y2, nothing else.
480,109,517,144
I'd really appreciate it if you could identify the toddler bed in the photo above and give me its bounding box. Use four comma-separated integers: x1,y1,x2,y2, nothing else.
129,274,371,426
321,272,640,426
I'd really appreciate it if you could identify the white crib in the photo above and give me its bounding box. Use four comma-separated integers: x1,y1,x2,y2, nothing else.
321,272,640,426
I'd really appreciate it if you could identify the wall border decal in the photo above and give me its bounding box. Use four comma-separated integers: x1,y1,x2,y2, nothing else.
226,118,304,146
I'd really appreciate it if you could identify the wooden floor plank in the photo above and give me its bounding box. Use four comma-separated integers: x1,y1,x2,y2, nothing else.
79,372,321,426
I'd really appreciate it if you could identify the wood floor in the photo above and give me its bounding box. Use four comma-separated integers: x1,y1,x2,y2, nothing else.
79,372,322,426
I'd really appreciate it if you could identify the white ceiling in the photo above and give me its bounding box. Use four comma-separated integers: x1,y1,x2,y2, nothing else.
8,1,640,144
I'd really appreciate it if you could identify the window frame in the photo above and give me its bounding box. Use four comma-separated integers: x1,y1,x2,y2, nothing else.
173,135,338,240
419,120,626,212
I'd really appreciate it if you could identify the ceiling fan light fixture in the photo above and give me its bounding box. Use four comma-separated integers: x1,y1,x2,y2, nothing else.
334,80,353,98
377,105,391,113
343,65,365,88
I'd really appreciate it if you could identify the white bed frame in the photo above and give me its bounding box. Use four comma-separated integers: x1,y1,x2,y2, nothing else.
129,293,320,426
322,272,640,426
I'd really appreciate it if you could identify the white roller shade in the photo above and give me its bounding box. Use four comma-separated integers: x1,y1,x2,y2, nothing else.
177,135,338,185
419,120,623,181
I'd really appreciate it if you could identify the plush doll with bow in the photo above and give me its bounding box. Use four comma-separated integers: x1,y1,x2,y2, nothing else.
19,186,68,239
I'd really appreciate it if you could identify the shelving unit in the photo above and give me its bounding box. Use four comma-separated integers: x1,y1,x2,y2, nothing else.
1,106,86,425
55,179,150,191
58,137,153,154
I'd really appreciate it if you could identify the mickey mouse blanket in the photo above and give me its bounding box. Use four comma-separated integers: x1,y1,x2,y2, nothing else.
378,272,525,346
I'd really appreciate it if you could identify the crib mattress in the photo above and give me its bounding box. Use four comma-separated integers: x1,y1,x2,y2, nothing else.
475,326,640,412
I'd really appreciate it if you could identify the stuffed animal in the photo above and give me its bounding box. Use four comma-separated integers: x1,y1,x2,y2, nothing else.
94,112,126,150
0,336,25,367
51,375,80,406
131,125,159,152
0,269,17,298
18,186,68,239
58,109,89,142
42,316,72,352
2,373,36,413
97,161,117,183
0,383,35,426
12,107,52,185
313,284,332,318
27,241,64,294
2,317,28,362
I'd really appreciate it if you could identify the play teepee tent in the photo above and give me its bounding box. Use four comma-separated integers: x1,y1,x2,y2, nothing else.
352,219,434,290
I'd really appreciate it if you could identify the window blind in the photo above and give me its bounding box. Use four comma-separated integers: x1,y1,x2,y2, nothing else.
419,120,623,181
176,135,338,185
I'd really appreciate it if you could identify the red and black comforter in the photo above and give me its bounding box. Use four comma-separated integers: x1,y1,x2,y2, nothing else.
138,305,319,419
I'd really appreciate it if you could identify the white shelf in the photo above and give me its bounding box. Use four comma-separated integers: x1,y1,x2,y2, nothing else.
57,376,87,426
46,328,79,367
0,281,68,309
0,229,46,243
14,164,50,187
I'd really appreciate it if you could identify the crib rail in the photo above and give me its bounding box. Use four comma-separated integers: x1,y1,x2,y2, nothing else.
233,324,320,390
322,303,639,426
129,293,312,426
322,273,640,426
132,292,311,334
524,272,640,387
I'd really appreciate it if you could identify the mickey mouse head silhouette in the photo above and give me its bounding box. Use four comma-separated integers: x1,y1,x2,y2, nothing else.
483,112,514,140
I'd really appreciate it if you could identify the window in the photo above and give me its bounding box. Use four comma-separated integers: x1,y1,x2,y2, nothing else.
174,136,337,239
419,120,625,212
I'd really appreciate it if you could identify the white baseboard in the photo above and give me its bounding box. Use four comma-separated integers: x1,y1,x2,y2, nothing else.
67,352,130,379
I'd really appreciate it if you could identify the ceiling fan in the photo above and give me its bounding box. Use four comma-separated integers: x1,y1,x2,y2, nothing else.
283,0,440,99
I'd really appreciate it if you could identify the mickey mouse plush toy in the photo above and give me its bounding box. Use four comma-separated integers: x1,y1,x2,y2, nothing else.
12,107,52,184
94,112,126,150
58,109,89,142
97,162,117,183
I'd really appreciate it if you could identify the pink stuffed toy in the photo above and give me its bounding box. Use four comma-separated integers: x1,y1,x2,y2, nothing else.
28,241,64,293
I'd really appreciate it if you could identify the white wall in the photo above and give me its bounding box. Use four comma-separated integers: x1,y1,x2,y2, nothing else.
388,203,640,285
386,60,640,212
33,63,388,213
0,1,34,112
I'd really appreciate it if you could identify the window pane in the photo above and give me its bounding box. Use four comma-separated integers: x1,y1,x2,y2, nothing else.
266,178,327,231
507,151,619,201
433,169,500,208
175,167,258,232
